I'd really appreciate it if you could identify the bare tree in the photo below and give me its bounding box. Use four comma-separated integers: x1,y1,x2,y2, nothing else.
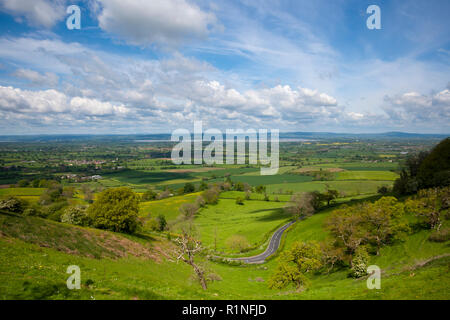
174,231,207,290
179,203,199,219
284,192,315,220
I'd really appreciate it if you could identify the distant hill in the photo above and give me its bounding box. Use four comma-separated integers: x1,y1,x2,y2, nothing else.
0,131,447,142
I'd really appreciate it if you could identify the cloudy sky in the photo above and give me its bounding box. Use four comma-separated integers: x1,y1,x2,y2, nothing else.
0,0,449,134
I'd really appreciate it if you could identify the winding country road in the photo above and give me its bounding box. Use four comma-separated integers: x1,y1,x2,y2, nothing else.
226,220,296,264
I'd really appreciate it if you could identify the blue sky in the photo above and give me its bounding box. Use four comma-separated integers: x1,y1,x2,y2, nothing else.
0,0,449,134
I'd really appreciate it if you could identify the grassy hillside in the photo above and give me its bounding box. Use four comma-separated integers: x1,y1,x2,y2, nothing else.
1,194,448,300
195,198,291,253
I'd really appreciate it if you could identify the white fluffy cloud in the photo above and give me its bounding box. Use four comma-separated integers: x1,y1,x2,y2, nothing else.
0,0,66,28
383,89,450,124
0,85,129,116
188,81,338,121
0,36,448,133
96,0,217,46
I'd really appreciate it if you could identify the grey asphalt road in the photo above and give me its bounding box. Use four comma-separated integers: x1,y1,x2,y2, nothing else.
228,220,296,264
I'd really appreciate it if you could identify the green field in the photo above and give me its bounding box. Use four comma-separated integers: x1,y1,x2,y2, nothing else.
140,192,201,222
335,171,398,181
266,180,393,195
0,188,45,196
195,199,290,253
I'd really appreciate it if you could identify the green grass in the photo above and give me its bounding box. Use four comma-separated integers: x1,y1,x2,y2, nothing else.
309,162,399,171
0,188,45,196
220,191,292,202
0,205,448,300
218,174,313,186
195,199,291,253
140,192,201,222
266,180,393,195
336,170,398,181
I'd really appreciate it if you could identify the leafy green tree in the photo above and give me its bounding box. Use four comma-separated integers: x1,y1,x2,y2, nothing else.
88,187,140,234
360,197,410,254
406,187,449,230
322,188,339,206
269,241,323,290
327,197,410,261
40,184,65,205
156,214,167,231
308,191,324,211
326,204,366,261
141,189,157,201
234,182,245,191
255,185,266,194
393,138,450,195
183,182,195,194
199,181,208,191
417,138,450,189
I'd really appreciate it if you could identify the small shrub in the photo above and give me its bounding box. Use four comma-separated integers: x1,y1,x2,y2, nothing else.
61,206,90,226
350,246,369,278
0,196,26,214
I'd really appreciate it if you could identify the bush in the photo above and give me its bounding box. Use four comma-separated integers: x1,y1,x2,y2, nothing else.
61,206,90,226
195,196,206,208
377,185,391,195
44,201,68,221
235,196,244,205
201,187,220,205
23,205,43,217
350,246,369,278
141,189,157,201
88,187,140,234
0,196,26,213
156,214,167,231
183,183,195,194
179,203,199,219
